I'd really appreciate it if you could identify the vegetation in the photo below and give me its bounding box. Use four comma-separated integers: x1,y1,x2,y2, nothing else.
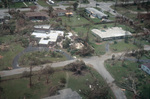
110,40,138,52
0,67,114,99
105,60,150,99
19,51,67,67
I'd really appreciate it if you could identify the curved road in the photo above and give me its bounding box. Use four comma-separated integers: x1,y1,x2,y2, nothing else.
12,46,73,69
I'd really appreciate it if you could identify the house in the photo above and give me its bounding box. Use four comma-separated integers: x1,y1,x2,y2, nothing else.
31,26,64,46
141,63,150,75
25,12,49,21
85,8,108,19
54,8,73,16
91,27,132,41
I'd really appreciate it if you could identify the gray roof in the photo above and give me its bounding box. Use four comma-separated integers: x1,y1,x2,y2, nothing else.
42,88,82,99
85,7,107,18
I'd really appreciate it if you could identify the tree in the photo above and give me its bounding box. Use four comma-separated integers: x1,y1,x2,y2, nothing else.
48,5,54,16
64,60,87,75
81,80,110,99
73,2,79,11
63,38,71,49
42,66,54,84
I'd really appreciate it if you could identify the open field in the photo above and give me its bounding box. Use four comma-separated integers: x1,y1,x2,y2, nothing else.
0,67,114,99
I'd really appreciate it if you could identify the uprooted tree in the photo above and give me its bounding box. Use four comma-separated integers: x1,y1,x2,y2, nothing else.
64,60,87,75
81,80,110,99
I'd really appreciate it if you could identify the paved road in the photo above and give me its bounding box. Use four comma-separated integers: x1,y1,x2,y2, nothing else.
12,46,73,69
0,52,127,99
82,53,126,99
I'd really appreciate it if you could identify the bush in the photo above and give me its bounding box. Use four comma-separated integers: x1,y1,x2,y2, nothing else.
60,77,66,84
114,41,117,44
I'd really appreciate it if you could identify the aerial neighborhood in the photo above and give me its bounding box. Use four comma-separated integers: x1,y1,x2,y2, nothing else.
0,0,150,99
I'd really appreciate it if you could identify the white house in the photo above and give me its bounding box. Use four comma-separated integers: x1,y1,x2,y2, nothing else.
91,27,132,41
31,29,64,46
85,8,108,19
141,63,150,75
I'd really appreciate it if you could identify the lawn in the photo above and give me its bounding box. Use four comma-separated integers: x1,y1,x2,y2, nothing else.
37,0,49,7
19,51,67,67
105,60,150,99
110,40,138,52
61,15,90,26
9,2,26,8
0,35,24,70
0,67,114,99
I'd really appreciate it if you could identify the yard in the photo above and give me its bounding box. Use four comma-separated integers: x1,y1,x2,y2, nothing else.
19,51,67,67
0,67,114,99
61,14,91,26
0,35,24,70
9,2,26,8
109,40,138,52
105,60,150,99
37,0,50,7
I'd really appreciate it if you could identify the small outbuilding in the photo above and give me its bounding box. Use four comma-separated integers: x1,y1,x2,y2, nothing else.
141,63,150,75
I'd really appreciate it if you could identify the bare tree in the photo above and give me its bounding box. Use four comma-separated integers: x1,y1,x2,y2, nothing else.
42,65,54,84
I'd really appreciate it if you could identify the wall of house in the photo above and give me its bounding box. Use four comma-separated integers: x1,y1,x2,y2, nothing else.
141,65,150,75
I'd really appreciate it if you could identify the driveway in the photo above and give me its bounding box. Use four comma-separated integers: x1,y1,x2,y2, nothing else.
12,46,73,69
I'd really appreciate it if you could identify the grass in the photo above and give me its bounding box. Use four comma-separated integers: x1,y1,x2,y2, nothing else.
37,0,49,7
105,60,150,99
19,51,67,67
9,2,26,8
0,67,114,99
25,2,35,7
61,15,90,26
110,40,138,52
0,35,24,70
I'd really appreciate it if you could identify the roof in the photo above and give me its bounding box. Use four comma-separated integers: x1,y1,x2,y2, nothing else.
32,30,64,45
34,25,51,30
91,27,132,39
25,12,49,18
42,88,82,99
85,8,107,17
143,63,150,69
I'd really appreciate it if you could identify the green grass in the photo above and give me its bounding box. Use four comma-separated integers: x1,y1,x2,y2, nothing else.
25,2,35,6
19,51,67,67
9,2,26,8
0,35,24,70
1,67,114,99
61,15,90,26
105,60,150,99
110,40,138,52
37,0,49,7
